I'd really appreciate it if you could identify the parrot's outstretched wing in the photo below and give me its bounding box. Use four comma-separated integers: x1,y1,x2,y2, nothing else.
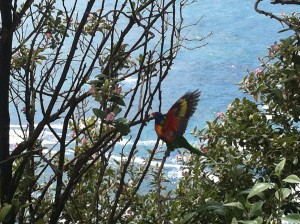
163,90,201,142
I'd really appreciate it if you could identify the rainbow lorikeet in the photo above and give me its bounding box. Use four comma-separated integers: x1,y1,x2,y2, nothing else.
152,90,204,156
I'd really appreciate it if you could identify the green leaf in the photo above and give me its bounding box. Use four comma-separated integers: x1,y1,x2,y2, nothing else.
180,212,196,224
247,183,273,199
239,218,263,224
223,202,244,210
275,188,291,200
281,214,300,223
231,218,238,224
115,117,127,123
196,202,228,216
249,201,263,217
256,217,263,224
283,174,300,184
240,221,257,224
115,122,130,136
113,106,122,115
111,95,126,106
92,108,106,119
275,158,286,176
130,1,136,9
0,204,13,222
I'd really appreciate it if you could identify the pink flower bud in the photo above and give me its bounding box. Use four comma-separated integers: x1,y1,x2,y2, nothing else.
217,112,226,122
175,155,182,162
87,13,93,20
105,112,115,122
255,68,263,74
82,137,87,144
125,207,133,216
201,147,208,154
114,84,122,94
181,169,189,177
271,41,280,52
88,84,96,95
217,112,224,118
46,32,52,39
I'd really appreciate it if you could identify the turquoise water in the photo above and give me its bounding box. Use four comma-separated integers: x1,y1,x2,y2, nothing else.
134,1,295,146
9,1,296,178
164,0,293,126
115,1,295,179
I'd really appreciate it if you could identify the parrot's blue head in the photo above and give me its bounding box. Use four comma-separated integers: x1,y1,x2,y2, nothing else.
152,112,164,124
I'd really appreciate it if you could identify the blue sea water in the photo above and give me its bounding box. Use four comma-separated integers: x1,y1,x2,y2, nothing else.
9,1,296,178
114,1,296,179
132,0,295,149
163,0,293,126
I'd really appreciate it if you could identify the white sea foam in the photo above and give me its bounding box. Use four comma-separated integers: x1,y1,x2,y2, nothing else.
10,123,64,129
121,76,137,84
9,125,189,180
110,155,184,170
116,138,157,147
41,139,59,145
42,148,74,156
46,124,64,129
167,169,183,179
10,128,25,145
9,124,63,145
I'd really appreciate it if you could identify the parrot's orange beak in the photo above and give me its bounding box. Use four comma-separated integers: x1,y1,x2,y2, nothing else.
152,112,156,117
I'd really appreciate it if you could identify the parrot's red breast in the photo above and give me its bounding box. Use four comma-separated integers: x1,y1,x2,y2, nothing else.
152,90,201,143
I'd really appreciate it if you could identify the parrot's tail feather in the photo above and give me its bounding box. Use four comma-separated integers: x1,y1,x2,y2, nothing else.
177,135,204,156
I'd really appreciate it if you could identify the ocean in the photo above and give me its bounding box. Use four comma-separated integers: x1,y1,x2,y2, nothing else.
10,0,296,180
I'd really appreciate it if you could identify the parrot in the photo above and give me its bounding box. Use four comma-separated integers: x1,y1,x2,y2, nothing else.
152,90,204,156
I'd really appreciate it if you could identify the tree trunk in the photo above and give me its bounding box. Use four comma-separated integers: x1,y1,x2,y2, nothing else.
0,0,13,207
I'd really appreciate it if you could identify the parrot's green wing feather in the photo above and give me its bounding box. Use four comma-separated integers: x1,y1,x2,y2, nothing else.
167,135,204,156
